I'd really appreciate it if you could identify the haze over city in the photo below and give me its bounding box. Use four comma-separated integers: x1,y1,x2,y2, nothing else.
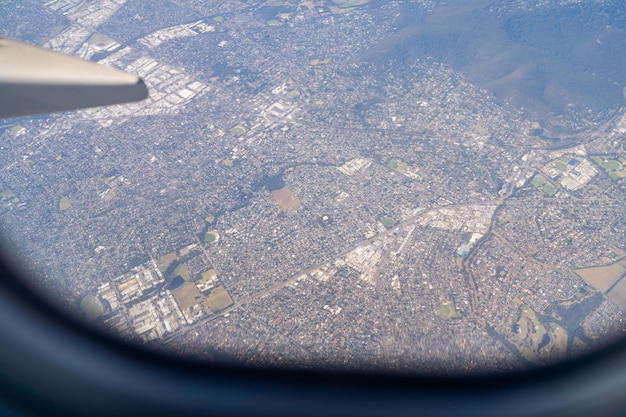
1,0,626,375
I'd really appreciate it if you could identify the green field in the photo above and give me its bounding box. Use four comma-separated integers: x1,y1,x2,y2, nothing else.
511,305,547,364
9,125,25,136
510,304,568,364
591,156,604,165
496,210,514,226
59,196,71,211
230,125,246,136
541,183,557,196
0,189,15,199
591,155,626,181
199,269,216,284
554,161,568,172
547,323,568,359
603,160,622,171
380,217,395,229
173,263,191,281
80,295,104,321
531,175,547,187
331,0,369,7
386,160,408,173
203,232,218,243
439,302,461,320
87,33,114,46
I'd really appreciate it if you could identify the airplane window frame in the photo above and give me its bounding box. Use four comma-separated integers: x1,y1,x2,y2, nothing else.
3,250,626,417
2,4,626,415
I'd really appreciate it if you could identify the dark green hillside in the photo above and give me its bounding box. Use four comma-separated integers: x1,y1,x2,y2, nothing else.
361,0,626,123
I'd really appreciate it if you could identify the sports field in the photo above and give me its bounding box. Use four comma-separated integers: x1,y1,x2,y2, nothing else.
272,186,301,209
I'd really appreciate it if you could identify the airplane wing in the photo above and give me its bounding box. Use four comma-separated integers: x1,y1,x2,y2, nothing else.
0,37,148,118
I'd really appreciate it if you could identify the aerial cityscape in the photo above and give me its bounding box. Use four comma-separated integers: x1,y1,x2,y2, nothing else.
1,0,626,374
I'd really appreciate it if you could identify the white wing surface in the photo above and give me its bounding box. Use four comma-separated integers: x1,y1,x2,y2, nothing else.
0,37,148,118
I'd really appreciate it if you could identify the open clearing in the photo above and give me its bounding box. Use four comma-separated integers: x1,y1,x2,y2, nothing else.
541,183,556,196
607,273,626,309
204,285,233,311
0,189,14,199
198,270,216,288
272,186,301,209
80,295,104,321
591,155,626,180
531,175,547,187
173,263,191,281
604,160,622,171
310,58,331,66
547,323,568,359
510,304,569,364
510,305,546,364
387,160,408,173
439,302,460,320
201,270,216,281
171,282,204,310
203,231,219,243
230,125,246,136
157,251,178,273
575,261,626,293
87,32,115,46
380,217,395,229
331,0,369,7
555,161,568,172
9,125,25,136
59,196,71,211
